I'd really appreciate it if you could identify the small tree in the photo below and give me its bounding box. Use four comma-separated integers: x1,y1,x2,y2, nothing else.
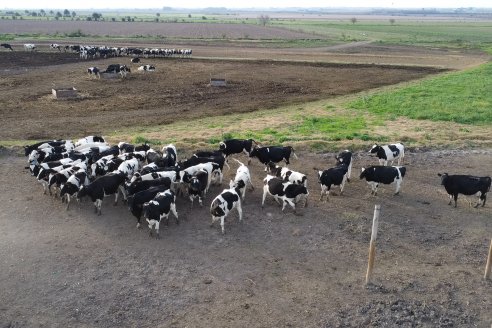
71,11,76,18
258,14,270,26
188,14,191,18
56,11,62,18
49,10,54,15
350,17,357,24
63,9,70,17
40,9,45,16
389,18,395,25
156,13,160,17
92,12,102,21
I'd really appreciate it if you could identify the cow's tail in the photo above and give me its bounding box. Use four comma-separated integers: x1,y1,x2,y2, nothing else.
487,177,491,192
231,158,245,167
291,147,298,160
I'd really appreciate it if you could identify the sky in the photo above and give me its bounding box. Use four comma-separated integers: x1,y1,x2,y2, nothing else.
3,0,491,10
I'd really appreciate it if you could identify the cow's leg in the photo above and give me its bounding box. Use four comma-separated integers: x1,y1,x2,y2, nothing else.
155,220,160,239
347,161,352,182
66,195,71,211
119,185,127,203
448,194,453,205
482,194,487,207
171,203,179,224
237,201,243,222
248,178,255,191
394,179,402,195
210,215,216,227
198,195,203,207
220,216,225,234
261,187,268,208
189,195,194,209
114,191,119,206
454,194,458,208
340,174,348,195
241,187,246,201
95,199,102,215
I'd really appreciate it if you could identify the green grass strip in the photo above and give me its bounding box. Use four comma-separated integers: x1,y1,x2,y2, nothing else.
348,62,492,125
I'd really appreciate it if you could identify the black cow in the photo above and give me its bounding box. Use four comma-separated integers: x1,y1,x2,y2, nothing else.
131,57,140,63
188,169,209,208
219,139,257,164
335,150,353,181
262,175,309,212
250,146,297,168
142,190,179,238
77,171,127,215
360,166,406,196
125,177,172,196
438,173,491,208
1,43,13,51
128,185,170,227
317,164,349,201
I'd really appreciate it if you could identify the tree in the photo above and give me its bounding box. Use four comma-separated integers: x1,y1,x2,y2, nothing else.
389,18,395,25
92,12,102,21
71,11,76,18
188,14,191,18
63,9,70,17
56,11,62,18
40,9,45,16
350,17,357,24
258,14,270,26
156,13,160,17
49,10,54,15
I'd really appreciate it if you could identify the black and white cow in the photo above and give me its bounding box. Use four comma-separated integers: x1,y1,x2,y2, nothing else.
118,142,150,154
128,184,170,228
77,171,127,215
266,162,307,187
145,149,162,164
360,166,406,196
249,146,298,168
24,140,64,156
193,150,229,170
317,164,349,201
335,150,353,181
89,145,119,165
262,175,309,213
137,64,156,72
130,57,140,63
1,43,13,51
50,43,61,51
210,186,243,234
59,169,90,210
125,177,172,196
179,162,216,194
161,144,178,167
219,139,257,164
91,155,122,178
117,158,140,179
37,162,79,194
188,169,209,208
229,159,254,201
180,155,225,184
76,135,105,147
438,173,491,208
30,158,74,177
130,170,178,185
47,162,87,196
24,44,36,52
369,143,405,166
142,190,179,238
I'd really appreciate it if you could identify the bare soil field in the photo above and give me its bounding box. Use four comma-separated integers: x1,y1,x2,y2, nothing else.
1,148,491,327
0,51,447,140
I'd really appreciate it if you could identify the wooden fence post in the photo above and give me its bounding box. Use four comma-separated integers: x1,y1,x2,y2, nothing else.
366,204,381,285
485,239,492,280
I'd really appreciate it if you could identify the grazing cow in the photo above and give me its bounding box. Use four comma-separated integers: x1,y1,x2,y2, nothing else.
249,146,298,168
1,43,13,51
91,155,123,178
229,159,254,201
180,155,225,184
266,162,307,187
125,177,172,196
438,173,491,208
369,143,405,166
50,43,61,51
77,171,127,215
117,158,140,179
262,175,309,213
47,163,87,196
131,170,178,185
360,166,406,196
131,57,140,63
30,158,74,177
317,164,349,201
335,150,353,181
87,67,100,78
59,169,90,210
118,142,150,154
187,169,209,208
137,64,156,72
89,145,119,165
142,190,179,238
37,163,78,194
210,186,243,234
219,139,257,164
24,140,64,156
128,185,170,228
24,44,36,52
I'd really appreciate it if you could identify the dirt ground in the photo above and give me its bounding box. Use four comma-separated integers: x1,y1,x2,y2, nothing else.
0,147,491,327
0,42,491,327
0,49,453,141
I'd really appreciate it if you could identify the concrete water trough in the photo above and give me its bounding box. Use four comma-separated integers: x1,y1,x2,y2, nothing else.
52,87,78,99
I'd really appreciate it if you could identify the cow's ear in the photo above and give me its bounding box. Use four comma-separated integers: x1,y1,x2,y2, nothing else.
437,173,442,177
361,167,365,172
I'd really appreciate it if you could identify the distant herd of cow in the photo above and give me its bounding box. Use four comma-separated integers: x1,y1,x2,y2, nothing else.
24,137,490,238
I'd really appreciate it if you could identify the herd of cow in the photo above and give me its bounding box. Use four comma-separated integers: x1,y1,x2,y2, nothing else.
24,137,490,238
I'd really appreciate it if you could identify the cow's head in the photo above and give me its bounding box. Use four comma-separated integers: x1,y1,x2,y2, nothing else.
369,145,380,154
437,173,448,185
249,146,259,158
360,167,367,179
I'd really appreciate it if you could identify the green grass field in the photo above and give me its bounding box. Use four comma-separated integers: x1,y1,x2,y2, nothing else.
348,62,492,125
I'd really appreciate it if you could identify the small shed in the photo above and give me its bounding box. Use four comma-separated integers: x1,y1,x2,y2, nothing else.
52,87,77,99
210,78,227,87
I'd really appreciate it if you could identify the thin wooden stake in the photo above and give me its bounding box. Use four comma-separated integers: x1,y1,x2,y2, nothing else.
366,204,381,285
485,239,492,280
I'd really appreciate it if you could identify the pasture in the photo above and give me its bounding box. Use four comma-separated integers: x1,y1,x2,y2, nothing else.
0,18,492,327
